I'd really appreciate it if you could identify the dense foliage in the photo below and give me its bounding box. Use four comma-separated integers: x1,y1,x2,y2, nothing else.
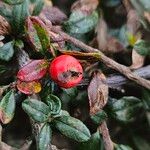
0,0,150,150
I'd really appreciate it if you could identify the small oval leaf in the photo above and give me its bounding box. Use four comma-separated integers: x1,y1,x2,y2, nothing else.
0,90,16,124
22,98,50,122
46,94,61,115
53,116,91,142
25,16,51,54
0,41,14,61
38,123,52,150
17,80,42,95
17,59,49,82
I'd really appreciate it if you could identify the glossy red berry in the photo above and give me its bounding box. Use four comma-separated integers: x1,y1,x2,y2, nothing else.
49,55,83,88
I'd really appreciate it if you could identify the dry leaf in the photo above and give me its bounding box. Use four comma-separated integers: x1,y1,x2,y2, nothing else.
130,49,145,69
127,9,140,35
107,37,125,53
144,12,150,24
0,15,11,35
71,0,99,14
88,72,108,115
59,50,100,61
44,0,52,7
96,18,108,51
96,18,124,53
40,7,67,25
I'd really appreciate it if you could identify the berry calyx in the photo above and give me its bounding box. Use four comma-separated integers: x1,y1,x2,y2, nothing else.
49,55,83,88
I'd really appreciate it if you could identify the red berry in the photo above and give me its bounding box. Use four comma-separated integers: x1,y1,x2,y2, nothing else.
49,55,83,88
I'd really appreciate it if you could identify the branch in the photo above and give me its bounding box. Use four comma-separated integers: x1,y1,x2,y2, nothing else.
98,121,113,150
51,27,150,89
80,65,150,89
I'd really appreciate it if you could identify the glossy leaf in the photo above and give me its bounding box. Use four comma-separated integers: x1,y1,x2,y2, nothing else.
26,16,51,54
0,41,14,61
38,123,52,150
134,39,150,56
22,98,50,122
3,0,24,5
0,90,15,124
46,94,61,115
17,80,42,95
32,0,44,16
65,10,98,34
17,59,49,82
91,110,107,125
11,0,29,34
78,131,104,150
53,116,91,142
107,97,142,123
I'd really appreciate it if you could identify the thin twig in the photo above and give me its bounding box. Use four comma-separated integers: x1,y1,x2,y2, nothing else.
98,121,113,150
51,27,150,89
80,65,150,88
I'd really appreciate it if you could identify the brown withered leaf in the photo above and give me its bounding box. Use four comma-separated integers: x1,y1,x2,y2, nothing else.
96,18,124,53
107,37,125,53
96,18,108,51
88,72,108,115
144,12,150,24
127,9,140,35
130,49,145,69
71,0,99,14
40,6,67,25
0,15,11,35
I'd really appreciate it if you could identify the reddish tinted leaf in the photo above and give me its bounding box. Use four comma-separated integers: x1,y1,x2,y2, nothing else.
40,6,67,25
26,16,51,54
17,80,42,95
88,72,108,115
17,59,49,82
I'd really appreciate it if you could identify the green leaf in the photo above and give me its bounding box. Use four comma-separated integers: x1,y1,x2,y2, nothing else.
65,10,98,34
107,97,142,123
46,94,61,116
62,87,78,99
0,6,12,22
0,42,14,61
134,40,150,56
78,131,104,150
38,123,52,150
26,16,51,55
22,98,50,122
32,0,44,16
53,116,91,142
142,89,150,110
0,90,16,124
11,0,29,35
114,144,133,150
91,110,107,125
104,0,121,7
3,0,24,5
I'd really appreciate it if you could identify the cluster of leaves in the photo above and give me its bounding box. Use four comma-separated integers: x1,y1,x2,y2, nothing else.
0,0,150,150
